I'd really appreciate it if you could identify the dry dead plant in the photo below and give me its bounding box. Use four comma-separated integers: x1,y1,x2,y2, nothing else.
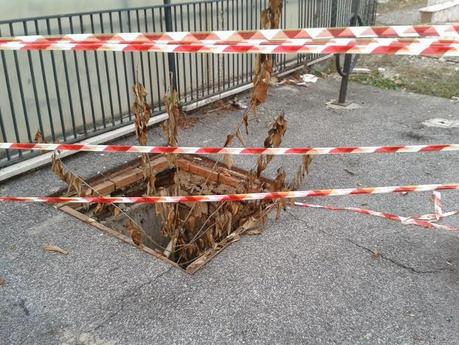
290,155,313,191
249,0,283,117
171,1,287,265
156,86,185,258
34,130,83,197
132,82,156,196
162,89,180,147
256,113,287,177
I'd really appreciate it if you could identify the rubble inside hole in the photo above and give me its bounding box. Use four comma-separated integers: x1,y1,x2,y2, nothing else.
55,154,275,273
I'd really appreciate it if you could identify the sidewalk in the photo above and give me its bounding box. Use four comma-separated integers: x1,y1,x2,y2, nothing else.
1,78,458,345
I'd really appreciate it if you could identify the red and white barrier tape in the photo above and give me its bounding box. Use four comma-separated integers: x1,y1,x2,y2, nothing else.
1,38,457,56
1,24,458,46
1,183,458,204
294,191,459,233
2,143,459,156
1,37,456,47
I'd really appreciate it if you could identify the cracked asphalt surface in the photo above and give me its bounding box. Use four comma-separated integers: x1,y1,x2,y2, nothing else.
1,78,458,344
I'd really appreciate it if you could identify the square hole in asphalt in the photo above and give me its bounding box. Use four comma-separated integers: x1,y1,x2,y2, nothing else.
54,154,275,273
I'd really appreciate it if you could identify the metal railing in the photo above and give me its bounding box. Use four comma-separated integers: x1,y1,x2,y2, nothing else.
0,0,377,167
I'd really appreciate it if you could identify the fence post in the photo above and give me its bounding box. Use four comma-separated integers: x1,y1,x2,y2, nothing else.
163,0,177,91
336,0,361,105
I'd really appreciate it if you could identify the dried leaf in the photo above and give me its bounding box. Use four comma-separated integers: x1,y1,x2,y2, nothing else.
51,154,83,196
0,276,6,286
289,155,313,190
244,227,264,236
113,207,121,218
223,134,234,147
163,89,181,146
94,203,106,216
264,114,287,150
234,128,246,146
163,238,177,258
34,130,45,143
132,82,152,147
228,202,240,215
256,156,267,177
276,202,282,221
43,244,68,255
272,168,286,191
223,154,233,169
240,216,260,232
242,112,249,135
192,202,208,219
226,212,233,235
127,221,143,249
372,249,381,259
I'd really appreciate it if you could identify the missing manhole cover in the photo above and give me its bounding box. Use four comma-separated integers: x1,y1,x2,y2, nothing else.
54,154,275,273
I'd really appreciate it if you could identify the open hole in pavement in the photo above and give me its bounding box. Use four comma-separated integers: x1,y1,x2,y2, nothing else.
53,154,275,273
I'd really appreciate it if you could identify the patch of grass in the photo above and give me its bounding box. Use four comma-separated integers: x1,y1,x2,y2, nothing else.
351,71,400,90
351,69,459,99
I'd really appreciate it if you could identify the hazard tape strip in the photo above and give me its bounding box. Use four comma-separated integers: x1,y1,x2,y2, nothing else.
1,24,457,46
1,183,458,204
294,191,459,233
415,191,459,221
1,38,458,56
2,37,456,47
2,143,459,156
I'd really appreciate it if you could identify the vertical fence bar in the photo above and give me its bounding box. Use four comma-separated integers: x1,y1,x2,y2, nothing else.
152,8,164,111
331,0,338,27
159,7,169,96
23,21,44,138
0,45,22,158
100,13,116,127
0,106,10,160
90,15,106,129
109,12,123,123
179,5,188,101
173,5,182,97
69,17,88,135
119,11,132,121
9,23,32,143
46,18,67,141
35,19,56,141
186,4,194,101
164,0,177,91
135,10,146,86
144,9,154,106
58,17,78,138
79,15,97,130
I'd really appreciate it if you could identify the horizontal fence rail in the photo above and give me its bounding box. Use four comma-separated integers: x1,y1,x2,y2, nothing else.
0,0,377,168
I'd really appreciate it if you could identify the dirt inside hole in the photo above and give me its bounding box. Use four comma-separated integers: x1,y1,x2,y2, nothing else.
55,154,275,273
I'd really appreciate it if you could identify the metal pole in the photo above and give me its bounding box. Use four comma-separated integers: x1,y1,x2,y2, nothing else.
164,0,177,91
337,0,361,105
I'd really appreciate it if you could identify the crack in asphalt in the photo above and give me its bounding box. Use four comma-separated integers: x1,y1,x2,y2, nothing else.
287,211,451,275
92,266,173,331
344,238,450,274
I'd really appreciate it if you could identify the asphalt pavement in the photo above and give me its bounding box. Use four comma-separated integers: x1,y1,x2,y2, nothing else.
1,78,458,345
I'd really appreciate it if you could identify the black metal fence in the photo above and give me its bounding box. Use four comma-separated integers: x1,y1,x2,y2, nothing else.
0,0,377,167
